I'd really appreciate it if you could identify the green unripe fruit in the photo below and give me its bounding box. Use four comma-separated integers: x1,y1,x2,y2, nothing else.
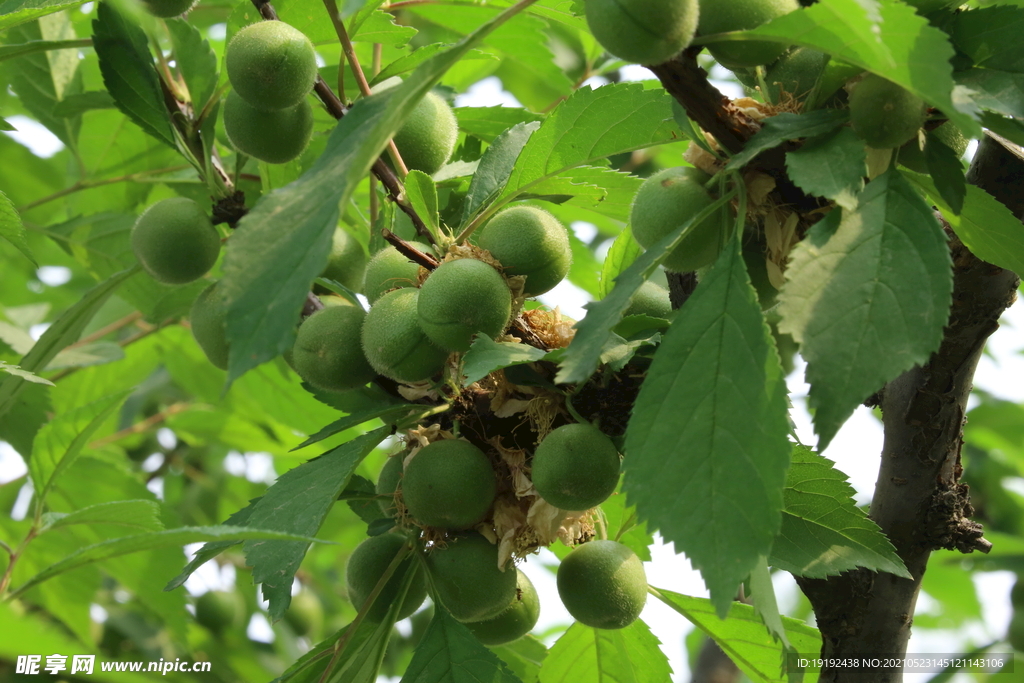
418,259,512,353
226,21,318,111
425,532,517,623
624,281,672,318
897,122,968,174
362,288,449,383
195,590,245,633
630,167,723,273
292,305,376,392
698,0,800,68
531,423,620,511
363,243,429,303
403,439,496,529
224,91,313,164
764,47,829,103
131,197,220,285
467,570,540,646
141,0,196,18
584,0,699,65
394,91,459,176
376,454,404,516
284,590,324,637
321,229,367,291
557,541,647,630
346,533,427,622
477,206,572,296
849,74,928,149
190,282,230,370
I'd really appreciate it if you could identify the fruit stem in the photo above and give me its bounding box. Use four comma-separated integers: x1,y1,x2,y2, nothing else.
382,228,439,269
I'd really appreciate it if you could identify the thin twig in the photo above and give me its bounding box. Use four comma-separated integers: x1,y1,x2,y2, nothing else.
17,166,191,212
89,402,190,449
382,228,438,269
66,311,143,349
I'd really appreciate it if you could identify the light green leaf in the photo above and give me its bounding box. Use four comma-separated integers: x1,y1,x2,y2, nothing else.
0,36,90,61
538,620,672,683
461,120,540,228
785,127,865,211
770,446,911,579
404,169,441,243
165,18,218,112
0,360,52,385
351,8,417,46
42,499,163,533
493,636,547,683
0,0,87,32
724,109,849,172
401,609,523,683
778,169,953,450
623,237,791,614
0,190,35,265
529,166,643,223
748,557,789,649
601,491,653,562
599,228,642,299
455,105,544,143
462,336,549,386
374,45,494,86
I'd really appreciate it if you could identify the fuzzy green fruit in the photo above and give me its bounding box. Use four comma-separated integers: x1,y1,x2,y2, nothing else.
362,288,449,383
226,21,317,111
376,453,404,516
346,533,427,622
403,439,496,529
393,91,459,176
764,47,829,103
141,0,196,18
190,282,230,370
467,569,540,646
531,423,620,511
630,167,723,273
850,74,928,149
195,590,245,633
131,197,220,285
321,229,367,291
284,590,324,637
425,532,517,623
584,0,699,65
292,305,376,392
224,90,313,164
698,0,800,68
624,281,672,318
897,122,968,174
477,206,572,296
363,243,428,303
418,259,512,353
557,541,647,630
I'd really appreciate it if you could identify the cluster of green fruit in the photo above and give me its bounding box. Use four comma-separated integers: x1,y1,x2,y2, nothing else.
194,587,323,638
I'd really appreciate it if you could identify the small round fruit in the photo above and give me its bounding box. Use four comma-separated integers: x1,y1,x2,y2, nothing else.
630,167,723,273
698,0,799,69
141,0,196,18
224,90,314,164
531,423,620,511
292,305,377,392
467,569,540,646
321,229,367,291
195,590,244,633
418,259,512,353
394,91,459,176
764,47,829,103
362,288,449,383
624,281,672,318
131,197,220,285
477,206,571,296
425,532,517,622
190,281,230,370
849,74,928,149
403,439,496,529
376,453,404,516
897,122,968,173
346,533,427,622
363,243,429,303
557,541,647,630
226,21,317,111
284,590,324,637
584,0,699,65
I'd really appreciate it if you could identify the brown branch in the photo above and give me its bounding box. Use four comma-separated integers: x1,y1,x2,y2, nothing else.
382,228,439,269
89,402,190,449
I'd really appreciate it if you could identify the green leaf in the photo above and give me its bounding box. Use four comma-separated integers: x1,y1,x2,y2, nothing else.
401,609,523,683
0,267,136,421
42,499,163,533
652,588,821,683
91,1,176,148
350,8,417,46
374,45,494,87
950,6,1024,74
0,360,51,385
979,111,1024,148
164,497,258,591
50,90,116,117
902,170,1024,278
770,446,911,579
922,133,966,216
602,491,653,561
244,427,389,619
0,115,13,130
623,237,791,614
221,7,526,384
293,403,423,450
747,557,789,649
462,336,549,386
461,120,540,228
530,166,643,223
165,18,218,113
724,109,849,172
0,37,90,61
955,69,1024,120
405,169,441,243
0,190,36,265
0,0,87,32
10,525,330,600
455,105,544,144
493,636,547,683
538,620,671,683
778,169,953,450
785,127,865,211
599,228,642,299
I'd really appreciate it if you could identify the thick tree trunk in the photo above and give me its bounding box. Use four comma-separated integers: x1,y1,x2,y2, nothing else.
797,136,1022,682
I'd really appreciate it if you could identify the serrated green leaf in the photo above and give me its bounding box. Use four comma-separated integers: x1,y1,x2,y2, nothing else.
724,109,849,172
602,491,653,561
374,45,495,87
770,446,911,579
405,169,441,243
91,1,176,147
165,17,218,112
955,69,1024,120
747,557,789,649
42,499,163,533
164,497,258,590
538,620,671,683
599,228,642,299
922,133,966,216
778,169,953,450
0,190,36,265
530,166,643,223
493,636,547,683
652,588,821,683
785,127,865,211
951,5,1024,74
461,120,540,228
50,90,116,117
454,105,544,143
0,360,51,384
623,237,791,614
902,169,1024,278
244,427,388,619
0,0,86,32
293,403,422,451
401,609,523,683
0,36,90,61
351,8,417,46
462,336,549,386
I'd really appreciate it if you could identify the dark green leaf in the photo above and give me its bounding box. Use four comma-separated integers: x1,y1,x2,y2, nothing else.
0,189,36,265
461,120,540,228
724,109,849,172
462,336,549,386
293,404,422,451
0,115,13,130
955,69,1024,120
951,6,1024,74
785,127,865,211
0,0,87,32
405,169,441,243
164,498,258,590
401,609,523,683
343,475,382,525
538,620,671,683
165,18,218,113
50,90,116,117
922,133,967,216
778,169,952,450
